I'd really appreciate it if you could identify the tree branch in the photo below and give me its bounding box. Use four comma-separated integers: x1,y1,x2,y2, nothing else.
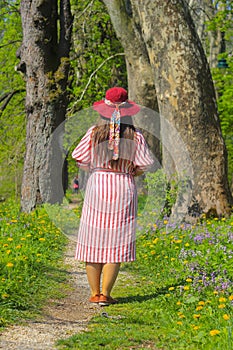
68,52,125,112
0,89,25,112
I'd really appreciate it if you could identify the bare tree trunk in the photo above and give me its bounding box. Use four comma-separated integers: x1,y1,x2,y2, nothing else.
103,0,161,163
18,0,73,212
131,0,232,217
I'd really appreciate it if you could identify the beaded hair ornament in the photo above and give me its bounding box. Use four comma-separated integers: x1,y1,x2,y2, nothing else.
104,98,126,160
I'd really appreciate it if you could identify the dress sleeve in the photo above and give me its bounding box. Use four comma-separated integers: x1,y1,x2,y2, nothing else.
72,126,94,167
134,130,154,171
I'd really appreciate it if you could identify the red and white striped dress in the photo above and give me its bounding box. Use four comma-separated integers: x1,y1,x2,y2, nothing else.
72,126,154,263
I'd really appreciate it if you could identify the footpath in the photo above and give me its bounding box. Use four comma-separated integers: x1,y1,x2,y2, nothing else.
0,241,99,350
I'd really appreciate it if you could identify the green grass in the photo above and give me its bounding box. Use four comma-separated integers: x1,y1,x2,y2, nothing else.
57,206,233,349
0,199,68,328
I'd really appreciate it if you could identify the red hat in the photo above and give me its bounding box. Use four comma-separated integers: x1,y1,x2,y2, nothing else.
93,87,140,118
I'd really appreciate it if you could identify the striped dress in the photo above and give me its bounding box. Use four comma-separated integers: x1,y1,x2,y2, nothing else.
72,126,154,263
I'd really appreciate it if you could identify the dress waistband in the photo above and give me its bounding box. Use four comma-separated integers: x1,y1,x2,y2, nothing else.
91,168,132,176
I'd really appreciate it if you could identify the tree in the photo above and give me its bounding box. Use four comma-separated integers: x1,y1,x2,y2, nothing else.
17,0,73,212
104,0,232,217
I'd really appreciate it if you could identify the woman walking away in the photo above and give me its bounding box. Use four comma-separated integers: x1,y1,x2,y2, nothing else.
72,87,154,306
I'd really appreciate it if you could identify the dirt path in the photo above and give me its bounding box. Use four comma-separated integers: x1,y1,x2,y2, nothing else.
0,241,100,350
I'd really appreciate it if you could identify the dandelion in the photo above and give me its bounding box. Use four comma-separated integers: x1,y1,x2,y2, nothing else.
186,278,192,283
223,314,230,320
183,286,190,291
169,287,175,291
210,329,220,336
193,326,200,331
3,244,9,247
176,301,182,305
193,314,201,319
7,238,13,241
196,306,203,311
228,295,233,301
39,237,46,241
177,321,183,325
213,290,218,295
165,294,170,297
218,304,226,309
2,294,9,298
21,237,26,241
171,258,176,261
198,301,205,306
179,314,185,319
153,238,159,244
219,297,226,302
185,243,190,247
164,220,168,224
6,262,14,268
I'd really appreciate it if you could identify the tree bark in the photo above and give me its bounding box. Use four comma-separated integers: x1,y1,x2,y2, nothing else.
131,0,232,217
19,0,73,212
103,0,161,165
104,0,232,217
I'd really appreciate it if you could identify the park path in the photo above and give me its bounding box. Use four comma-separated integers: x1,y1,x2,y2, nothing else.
0,240,100,350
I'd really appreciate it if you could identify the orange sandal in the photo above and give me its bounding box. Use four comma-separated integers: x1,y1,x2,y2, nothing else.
89,294,100,303
99,294,118,306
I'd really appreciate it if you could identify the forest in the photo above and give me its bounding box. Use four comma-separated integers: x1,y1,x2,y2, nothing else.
0,2,233,349
0,0,233,220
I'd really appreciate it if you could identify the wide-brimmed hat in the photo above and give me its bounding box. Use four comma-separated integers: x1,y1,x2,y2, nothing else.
92,87,140,118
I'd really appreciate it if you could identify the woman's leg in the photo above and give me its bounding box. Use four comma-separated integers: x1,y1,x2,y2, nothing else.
86,262,103,296
101,263,121,297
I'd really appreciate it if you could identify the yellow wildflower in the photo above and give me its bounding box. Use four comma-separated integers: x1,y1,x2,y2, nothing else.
210,329,220,336
177,321,183,325
169,287,175,291
198,301,205,305
6,262,14,268
219,297,226,302
196,306,203,311
186,278,192,283
193,314,201,319
229,295,233,301
223,314,230,320
218,304,226,309
183,286,190,291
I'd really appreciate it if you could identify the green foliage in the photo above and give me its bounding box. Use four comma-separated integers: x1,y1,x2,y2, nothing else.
68,0,127,112
206,1,233,181
0,1,26,198
57,205,233,350
0,200,68,328
212,56,233,180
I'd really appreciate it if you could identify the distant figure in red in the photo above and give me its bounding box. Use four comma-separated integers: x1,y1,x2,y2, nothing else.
72,175,79,193
72,87,154,306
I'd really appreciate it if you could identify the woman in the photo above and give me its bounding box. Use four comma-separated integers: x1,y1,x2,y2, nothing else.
72,87,154,306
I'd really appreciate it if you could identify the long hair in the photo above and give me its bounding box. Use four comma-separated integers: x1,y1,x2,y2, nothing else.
92,116,136,167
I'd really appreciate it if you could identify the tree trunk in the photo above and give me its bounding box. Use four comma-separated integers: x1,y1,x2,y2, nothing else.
18,0,72,212
131,0,232,217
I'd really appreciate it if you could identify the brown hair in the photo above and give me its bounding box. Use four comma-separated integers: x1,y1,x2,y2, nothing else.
92,116,136,167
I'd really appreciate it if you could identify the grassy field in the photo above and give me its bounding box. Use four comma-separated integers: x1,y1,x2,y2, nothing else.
0,200,68,328
0,197,232,349
57,199,233,350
